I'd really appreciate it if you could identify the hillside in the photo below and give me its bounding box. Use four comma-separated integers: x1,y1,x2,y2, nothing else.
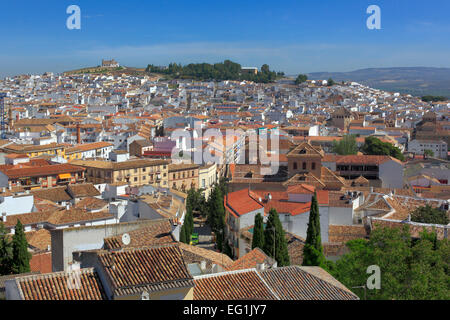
307,67,450,98
64,66,162,78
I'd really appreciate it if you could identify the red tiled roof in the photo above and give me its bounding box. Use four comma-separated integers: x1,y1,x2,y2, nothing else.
228,248,274,271
15,268,107,300
194,269,277,300
1,164,85,179
97,245,194,296
225,188,264,218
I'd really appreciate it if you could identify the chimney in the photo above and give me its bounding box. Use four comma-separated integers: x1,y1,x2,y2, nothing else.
256,263,265,271
1,212,6,223
66,204,70,210
76,123,81,144
200,260,206,271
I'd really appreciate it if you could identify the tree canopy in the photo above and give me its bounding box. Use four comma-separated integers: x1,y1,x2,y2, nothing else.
295,74,308,85
146,60,283,83
421,95,447,103
362,136,405,161
332,135,358,155
411,205,449,225
330,226,450,300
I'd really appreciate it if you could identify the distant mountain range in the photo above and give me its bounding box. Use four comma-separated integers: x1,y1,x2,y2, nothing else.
307,67,450,98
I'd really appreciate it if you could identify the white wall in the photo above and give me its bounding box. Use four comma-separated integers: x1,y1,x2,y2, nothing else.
379,160,403,189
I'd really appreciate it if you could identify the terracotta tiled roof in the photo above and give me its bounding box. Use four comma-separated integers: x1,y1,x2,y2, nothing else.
26,229,51,251
31,187,71,203
74,197,108,211
323,154,403,166
65,142,113,154
97,245,194,297
1,163,85,179
259,266,359,300
225,188,264,218
15,268,107,300
194,266,359,300
228,248,275,271
193,269,278,300
67,183,101,198
328,225,368,243
3,208,113,228
178,242,234,270
103,220,175,250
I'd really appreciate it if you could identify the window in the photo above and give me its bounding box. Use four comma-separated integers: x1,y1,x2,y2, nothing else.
134,177,138,182
293,162,297,170
312,162,316,170
134,169,138,173
192,171,195,176
143,168,146,172
202,179,206,188
302,162,307,170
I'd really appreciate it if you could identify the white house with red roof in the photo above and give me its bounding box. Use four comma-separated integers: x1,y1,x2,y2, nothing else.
224,185,357,259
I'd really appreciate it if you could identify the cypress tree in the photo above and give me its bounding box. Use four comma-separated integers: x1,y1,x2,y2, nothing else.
302,192,325,266
274,212,290,267
185,209,194,238
252,213,265,250
0,222,13,275
263,209,290,266
179,224,187,243
12,220,31,274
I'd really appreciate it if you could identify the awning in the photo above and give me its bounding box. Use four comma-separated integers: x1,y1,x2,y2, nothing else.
58,173,72,180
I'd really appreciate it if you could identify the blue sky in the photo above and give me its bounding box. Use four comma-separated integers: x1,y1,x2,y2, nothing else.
1,0,449,78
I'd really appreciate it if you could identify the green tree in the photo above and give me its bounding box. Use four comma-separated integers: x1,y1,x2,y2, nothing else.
327,78,335,86
223,241,233,259
302,192,326,267
252,213,265,250
295,74,308,85
206,181,227,252
362,136,405,161
179,224,188,244
423,149,434,158
11,220,31,274
332,135,358,155
332,225,450,300
263,209,290,266
411,205,449,225
421,95,447,103
0,222,13,275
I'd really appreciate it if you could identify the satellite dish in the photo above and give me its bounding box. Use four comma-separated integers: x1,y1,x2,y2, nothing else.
121,233,131,246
